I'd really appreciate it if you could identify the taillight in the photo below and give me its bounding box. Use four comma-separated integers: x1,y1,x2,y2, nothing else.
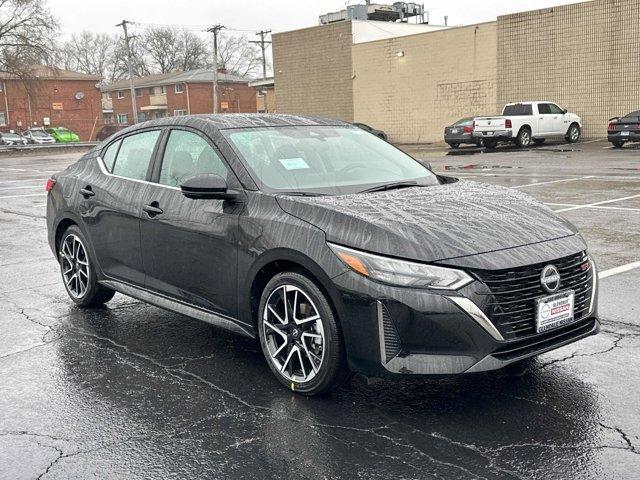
505,119,512,129
45,178,56,192
608,123,617,131
463,125,473,133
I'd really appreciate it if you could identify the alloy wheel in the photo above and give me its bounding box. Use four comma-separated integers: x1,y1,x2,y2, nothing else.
570,126,580,142
262,284,325,383
60,234,89,298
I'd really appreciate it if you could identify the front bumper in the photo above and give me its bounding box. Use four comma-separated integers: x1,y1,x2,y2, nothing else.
332,264,598,378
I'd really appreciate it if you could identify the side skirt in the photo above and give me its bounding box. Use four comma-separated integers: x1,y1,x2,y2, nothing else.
100,279,255,338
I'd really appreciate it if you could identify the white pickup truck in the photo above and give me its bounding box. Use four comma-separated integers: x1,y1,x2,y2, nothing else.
473,102,582,149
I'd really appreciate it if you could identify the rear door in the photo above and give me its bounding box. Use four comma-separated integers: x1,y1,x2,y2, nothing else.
79,129,162,285
139,127,241,318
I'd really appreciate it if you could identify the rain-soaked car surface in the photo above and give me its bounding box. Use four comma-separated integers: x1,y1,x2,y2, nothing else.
46,114,598,395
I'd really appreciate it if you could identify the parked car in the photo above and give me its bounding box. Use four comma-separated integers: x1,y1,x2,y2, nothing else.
46,127,80,143
46,114,599,395
22,128,56,145
353,122,388,141
444,117,483,148
0,132,27,146
607,110,640,148
95,124,121,142
473,102,582,149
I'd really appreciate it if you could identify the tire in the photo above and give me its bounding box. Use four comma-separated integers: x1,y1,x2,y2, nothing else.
257,271,350,395
483,139,497,149
566,124,581,143
516,127,532,148
58,225,115,307
447,142,460,149
612,141,624,149
533,138,546,145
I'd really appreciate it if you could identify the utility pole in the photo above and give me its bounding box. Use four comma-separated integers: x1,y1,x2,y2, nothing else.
207,24,225,114
249,30,272,79
116,20,138,124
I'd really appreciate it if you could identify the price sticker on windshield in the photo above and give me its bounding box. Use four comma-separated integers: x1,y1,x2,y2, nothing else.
279,158,310,170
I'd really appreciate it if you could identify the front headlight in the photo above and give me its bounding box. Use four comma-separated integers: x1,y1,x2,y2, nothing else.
328,243,473,290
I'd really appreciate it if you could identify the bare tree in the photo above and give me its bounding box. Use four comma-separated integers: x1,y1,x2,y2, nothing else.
179,30,210,71
60,32,116,79
215,33,262,78
0,0,58,77
142,27,182,73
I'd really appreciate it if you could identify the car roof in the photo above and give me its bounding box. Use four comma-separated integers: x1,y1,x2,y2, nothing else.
117,114,350,136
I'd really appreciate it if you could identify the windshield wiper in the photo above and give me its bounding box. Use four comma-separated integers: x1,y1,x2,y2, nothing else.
276,191,329,197
359,181,419,194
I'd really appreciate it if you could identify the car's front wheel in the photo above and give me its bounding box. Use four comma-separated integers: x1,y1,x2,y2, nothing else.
59,225,115,307
257,271,350,395
566,124,581,143
612,141,625,148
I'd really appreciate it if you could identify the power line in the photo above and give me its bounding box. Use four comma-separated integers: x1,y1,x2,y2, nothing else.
249,30,271,79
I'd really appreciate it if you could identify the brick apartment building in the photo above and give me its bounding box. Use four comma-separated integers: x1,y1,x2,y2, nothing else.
0,66,103,141
102,69,257,126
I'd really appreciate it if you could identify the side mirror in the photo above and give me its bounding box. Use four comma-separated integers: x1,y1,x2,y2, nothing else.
562,109,568,114
180,174,239,200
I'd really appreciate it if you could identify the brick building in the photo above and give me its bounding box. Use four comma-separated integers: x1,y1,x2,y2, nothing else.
273,0,640,142
0,66,103,141
249,77,276,113
101,69,257,126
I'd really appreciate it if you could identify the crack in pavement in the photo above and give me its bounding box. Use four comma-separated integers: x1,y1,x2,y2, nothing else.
538,333,625,369
599,423,638,455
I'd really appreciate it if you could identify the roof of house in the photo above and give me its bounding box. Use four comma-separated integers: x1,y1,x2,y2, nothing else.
248,77,274,88
0,65,102,81
101,69,252,92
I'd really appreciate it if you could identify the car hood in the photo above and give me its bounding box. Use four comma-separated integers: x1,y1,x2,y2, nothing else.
277,180,580,264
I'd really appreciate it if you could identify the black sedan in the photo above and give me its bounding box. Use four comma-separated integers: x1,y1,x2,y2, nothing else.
46,114,599,395
608,110,640,148
353,122,387,141
444,117,482,148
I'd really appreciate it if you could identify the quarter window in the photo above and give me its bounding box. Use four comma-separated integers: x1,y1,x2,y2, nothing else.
111,130,161,181
101,139,121,172
159,130,227,187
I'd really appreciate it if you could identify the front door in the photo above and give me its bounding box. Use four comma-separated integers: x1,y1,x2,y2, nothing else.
78,129,162,285
547,103,567,135
536,103,556,135
139,128,241,318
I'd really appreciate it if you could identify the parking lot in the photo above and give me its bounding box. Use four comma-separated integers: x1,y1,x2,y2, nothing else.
1,139,639,479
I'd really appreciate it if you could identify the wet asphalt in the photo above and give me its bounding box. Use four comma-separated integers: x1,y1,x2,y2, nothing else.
0,139,638,479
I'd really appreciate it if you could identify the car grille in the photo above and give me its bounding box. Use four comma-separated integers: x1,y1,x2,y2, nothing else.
472,252,594,340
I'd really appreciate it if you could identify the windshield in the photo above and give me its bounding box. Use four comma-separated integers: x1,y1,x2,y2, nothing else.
224,126,437,195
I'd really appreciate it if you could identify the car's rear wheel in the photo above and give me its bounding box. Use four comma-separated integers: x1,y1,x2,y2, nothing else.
59,225,115,307
257,271,350,395
612,141,625,148
447,142,460,149
516,127,532,148
566,124,581,143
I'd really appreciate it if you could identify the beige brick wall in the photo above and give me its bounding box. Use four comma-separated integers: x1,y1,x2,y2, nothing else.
352,23,498,143
273,22,354,121
498,0,640,138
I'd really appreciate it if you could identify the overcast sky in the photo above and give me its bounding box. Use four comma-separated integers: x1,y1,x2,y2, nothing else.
54,0,585,37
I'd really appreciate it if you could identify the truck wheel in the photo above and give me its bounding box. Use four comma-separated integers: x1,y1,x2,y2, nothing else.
516,127,532,148
533,138,546,145
612,141,624,148
566,124,581,143
447,142,460,149
483,139,497,149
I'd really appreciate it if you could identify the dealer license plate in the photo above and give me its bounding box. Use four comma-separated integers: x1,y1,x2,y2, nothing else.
535,290,575,333
451,128,459,134
484,131,494,136
621,131,630,136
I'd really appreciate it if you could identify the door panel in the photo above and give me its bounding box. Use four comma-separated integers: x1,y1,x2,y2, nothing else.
536,103,555,135
140,186,239,317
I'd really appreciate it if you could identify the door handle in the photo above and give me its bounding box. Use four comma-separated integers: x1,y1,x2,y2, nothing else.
143,202,163,217
79,186,95,198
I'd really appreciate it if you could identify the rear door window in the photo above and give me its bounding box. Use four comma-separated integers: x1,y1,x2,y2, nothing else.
101,140,121,172
503,104,533,116
112,130,161,181
158,129,228,187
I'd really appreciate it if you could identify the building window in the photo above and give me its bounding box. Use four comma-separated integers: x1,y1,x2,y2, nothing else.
173,109,187,117
137,112,147,122
174,83,184,93
160,85,166,94
0,111,5,125
117,91,124,99
117,113,128,125
135,88,142,97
